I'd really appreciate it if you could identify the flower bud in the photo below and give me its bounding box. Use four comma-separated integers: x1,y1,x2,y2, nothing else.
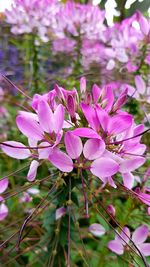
80,77,86,94
56,207,66,220
107,204,116,217
67,94,76,121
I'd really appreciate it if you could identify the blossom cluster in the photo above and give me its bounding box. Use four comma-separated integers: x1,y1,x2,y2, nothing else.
1,79,150,260
5,1,150,79
1,79,146,189
5,0,60,42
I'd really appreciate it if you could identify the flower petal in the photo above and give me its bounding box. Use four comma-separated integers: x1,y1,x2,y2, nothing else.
92,84,101,103
108,240,124,255
0,178,8,194
108,114,132,135
83,139,105,160
81,103,100,131
116,227,130,245
49,148,73,172
38,142,53,159
38,100,54,133
119,157,145,173
88,223,106,237
138,243,150,256
132,225,148,244
96,105,109,132
0,203,8,221
72,128,100,139
135,75,146,94
64,132,83,159
91,157,119,178
1,141,31,159
122,172,134,189
27,160,39,182
53,104,64,133
16,115,43,141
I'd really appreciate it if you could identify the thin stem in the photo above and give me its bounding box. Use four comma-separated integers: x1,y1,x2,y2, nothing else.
81,170,89,218
67,177,71,267
0,73,32,100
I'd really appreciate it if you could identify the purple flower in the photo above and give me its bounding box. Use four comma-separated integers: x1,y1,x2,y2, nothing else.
108,225,150,256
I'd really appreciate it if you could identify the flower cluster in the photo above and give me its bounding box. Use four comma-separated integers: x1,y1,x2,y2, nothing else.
1,79,146,190
5,1,150,79
5,0,60,42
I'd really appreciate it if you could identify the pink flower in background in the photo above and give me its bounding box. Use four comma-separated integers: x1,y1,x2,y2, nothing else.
0,178,9,221
5,0,60,42
88,223,106,237
108,225,150,256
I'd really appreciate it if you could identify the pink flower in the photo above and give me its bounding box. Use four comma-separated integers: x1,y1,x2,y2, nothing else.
88,223,106,237
108,225,150,256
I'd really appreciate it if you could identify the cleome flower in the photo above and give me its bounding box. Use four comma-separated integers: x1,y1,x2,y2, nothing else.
108,225,150,256
0,79,146,189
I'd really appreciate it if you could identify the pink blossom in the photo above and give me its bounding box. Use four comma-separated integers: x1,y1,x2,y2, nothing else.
88,223,106,237
108,225,150,256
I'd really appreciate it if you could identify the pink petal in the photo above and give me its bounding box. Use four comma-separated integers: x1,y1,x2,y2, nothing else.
16,115,43,141
53,104,64,133
134,124,144,134
18,111,38,121
137,12,150,35
83,139,105,160
64,132,82,159
102,86,114,112
0,178,8,194
96,105,109,132
122,172,134,189
138,243,150,256
72,128,100,139
119,157,145,173
88,223,106,237
132,225,148,244
108,240,124,255
135,75,146,94
129,144,146,155
38,142,53,159
81,103,100,131
107,176,117,188
38,100,53,133
108,114,132,135
1,141,31,159
137,191,150,206
116,227,130,245
67,95,76,118
56,207,66,220
27,160,39,182
0,203,8,221
92,84,101,103
49,148,73,172
91,157,119,178
80,77,86,93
